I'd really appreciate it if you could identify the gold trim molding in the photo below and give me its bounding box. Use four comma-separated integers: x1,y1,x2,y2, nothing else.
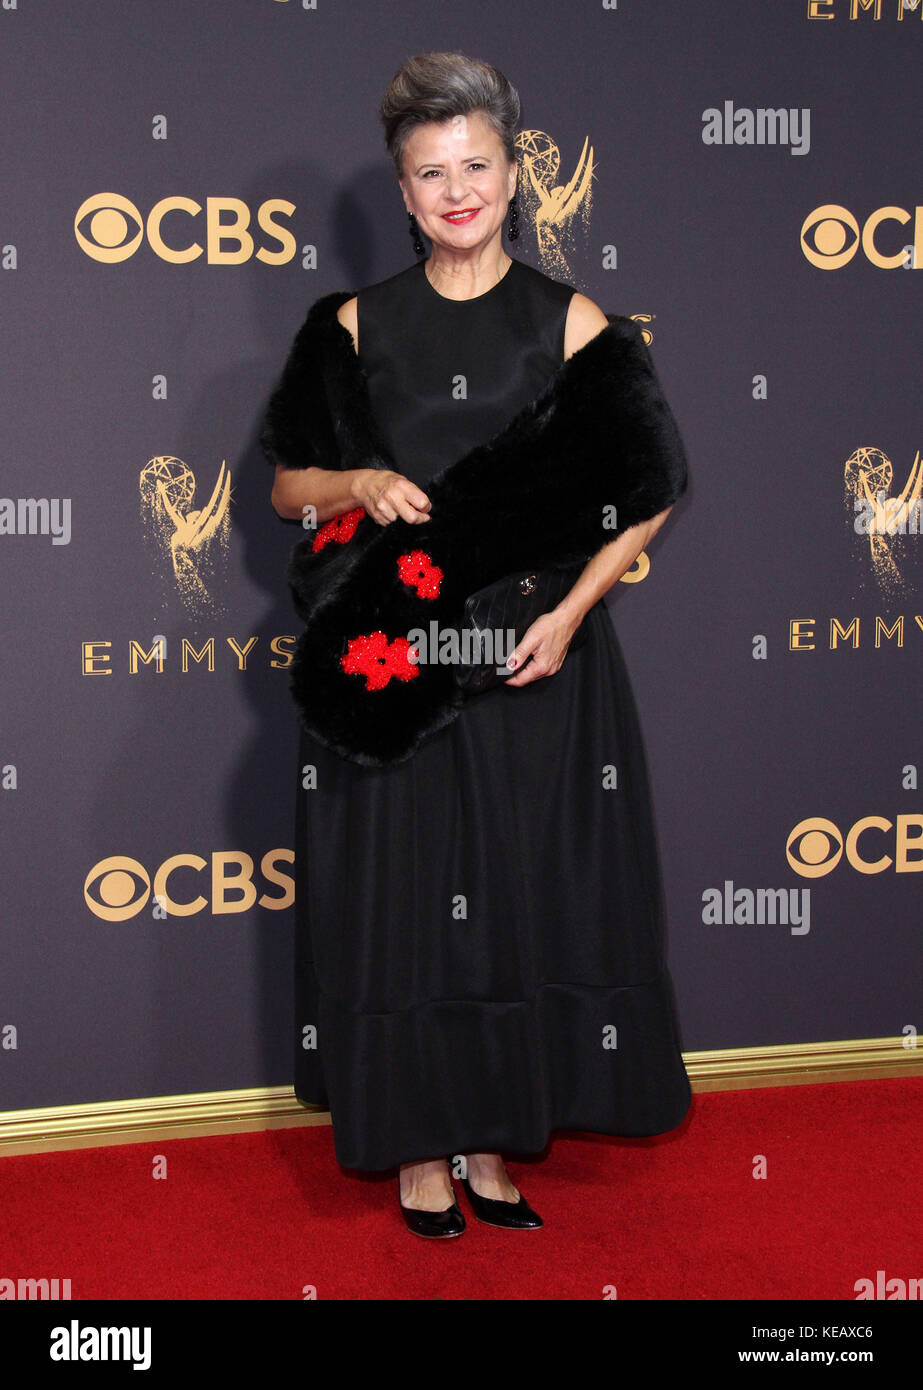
1,1036,919,1157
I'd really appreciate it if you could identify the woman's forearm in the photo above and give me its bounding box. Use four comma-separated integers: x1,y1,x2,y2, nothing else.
271,464,377,523
555,505,674,626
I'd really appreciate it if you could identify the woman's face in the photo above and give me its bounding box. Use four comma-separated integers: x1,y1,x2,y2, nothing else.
399,109,518,255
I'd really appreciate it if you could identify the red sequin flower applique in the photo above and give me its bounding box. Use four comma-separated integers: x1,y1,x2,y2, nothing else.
397,550,443,599
312,506,366,554
340,631,420,691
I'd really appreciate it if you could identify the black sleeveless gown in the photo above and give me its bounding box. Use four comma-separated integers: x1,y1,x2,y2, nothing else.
292,256,691,1170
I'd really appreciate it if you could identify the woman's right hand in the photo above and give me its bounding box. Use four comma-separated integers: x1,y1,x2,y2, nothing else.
353,468,432,526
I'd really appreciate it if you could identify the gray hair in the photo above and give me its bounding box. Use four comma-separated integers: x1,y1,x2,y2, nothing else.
379,51,521,180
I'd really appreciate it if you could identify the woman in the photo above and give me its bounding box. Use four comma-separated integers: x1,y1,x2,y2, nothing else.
264,51,691,1238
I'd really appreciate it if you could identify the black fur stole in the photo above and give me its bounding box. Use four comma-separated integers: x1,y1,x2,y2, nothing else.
260,289,689,766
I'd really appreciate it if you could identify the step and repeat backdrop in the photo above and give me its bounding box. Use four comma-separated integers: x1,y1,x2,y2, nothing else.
1,1,919,1116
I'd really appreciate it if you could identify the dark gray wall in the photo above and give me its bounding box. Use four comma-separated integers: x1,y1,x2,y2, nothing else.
1,0,919,1112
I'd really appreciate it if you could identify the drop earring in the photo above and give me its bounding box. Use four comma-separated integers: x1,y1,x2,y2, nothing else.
507,196,519,242
408,211,426,257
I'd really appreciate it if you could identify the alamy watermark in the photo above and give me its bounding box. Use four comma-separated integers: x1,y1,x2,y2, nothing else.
408,621,517,674
0,497,71,545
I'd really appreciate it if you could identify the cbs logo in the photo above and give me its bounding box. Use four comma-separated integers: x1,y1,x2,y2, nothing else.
84,850,294,920
786,815,923,878
74,192,297,264
801,203,923,269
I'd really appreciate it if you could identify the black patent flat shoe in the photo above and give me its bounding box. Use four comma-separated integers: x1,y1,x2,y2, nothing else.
399,1186,466,1238
458,1175,543,1229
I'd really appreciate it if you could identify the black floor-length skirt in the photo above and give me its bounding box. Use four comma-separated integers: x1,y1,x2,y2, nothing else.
292,599,691,1171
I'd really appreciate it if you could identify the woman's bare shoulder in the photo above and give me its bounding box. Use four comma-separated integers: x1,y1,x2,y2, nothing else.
336,296,358,354
563,292,610,361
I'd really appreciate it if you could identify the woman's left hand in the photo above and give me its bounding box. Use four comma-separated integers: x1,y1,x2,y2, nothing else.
502,608,585,688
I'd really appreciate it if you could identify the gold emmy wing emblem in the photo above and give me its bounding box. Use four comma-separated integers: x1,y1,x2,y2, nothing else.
844,446,922,596
513,130,595,280
140,457,232,614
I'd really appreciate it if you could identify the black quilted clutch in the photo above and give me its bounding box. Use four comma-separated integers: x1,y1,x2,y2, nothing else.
454,563,589,696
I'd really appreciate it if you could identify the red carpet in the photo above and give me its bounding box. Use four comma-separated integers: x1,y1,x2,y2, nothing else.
3,1078,920,1300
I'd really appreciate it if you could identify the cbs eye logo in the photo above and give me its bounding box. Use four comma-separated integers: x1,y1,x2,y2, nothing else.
74,192,297,264
84,856,152,920
786,814,923,877
83,851,294,920
801,203,922,269
785,818,843,878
